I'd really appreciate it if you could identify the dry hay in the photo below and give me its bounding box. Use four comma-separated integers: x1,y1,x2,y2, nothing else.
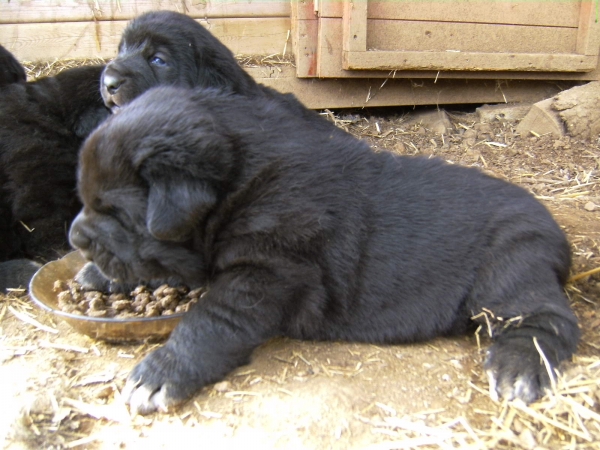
354,357,600,450
21,58,107,80
20,53,293,82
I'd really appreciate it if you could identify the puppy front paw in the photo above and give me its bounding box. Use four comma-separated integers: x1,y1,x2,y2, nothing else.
122,346,203,415
74,262,112,292
74,261,144,293
484,336,556,404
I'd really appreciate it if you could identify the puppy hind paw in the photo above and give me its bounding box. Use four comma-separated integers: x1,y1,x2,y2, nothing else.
485,369,549,404
484,340,555,404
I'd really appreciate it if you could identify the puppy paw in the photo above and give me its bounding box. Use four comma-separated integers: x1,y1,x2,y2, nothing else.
74,262,144,293
484,337,554,404
74,262,112,292
122,346,201,415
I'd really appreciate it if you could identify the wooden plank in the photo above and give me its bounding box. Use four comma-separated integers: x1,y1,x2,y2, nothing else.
343,50,598,72
0,0,290,24
321,0,581,28
0,17,291,61
343,0,367,53
292,0,318,20
366,20,578,54
294,20,319,77
576,0,600,55
249,66,572,109
291,0,319,76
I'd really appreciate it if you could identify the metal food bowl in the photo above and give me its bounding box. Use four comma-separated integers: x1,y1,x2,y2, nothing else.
29,251,183,343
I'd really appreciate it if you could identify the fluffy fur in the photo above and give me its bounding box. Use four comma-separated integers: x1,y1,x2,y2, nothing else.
0,45,26,86
77,9,326,292
100,10,309,111
70,86,580,415
0,44,109,291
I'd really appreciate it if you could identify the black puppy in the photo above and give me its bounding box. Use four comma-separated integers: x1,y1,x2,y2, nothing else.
76,10,329,291
100,10,294,110
70,86,580,415
0,45,109,291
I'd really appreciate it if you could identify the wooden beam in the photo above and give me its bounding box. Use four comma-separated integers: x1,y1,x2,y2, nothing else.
576,0,600,55
343,0,368,53
291,0,318,77
343,50,598,72
0,17,291,61
249,66,574,109
0,0,290,24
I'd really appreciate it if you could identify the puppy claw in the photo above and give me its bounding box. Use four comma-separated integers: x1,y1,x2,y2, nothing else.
121,376,142,404
486,370,499,402
128,384,160,416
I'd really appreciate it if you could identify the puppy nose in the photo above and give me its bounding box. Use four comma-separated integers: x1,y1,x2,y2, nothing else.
103,72,125,95
69,212,92,250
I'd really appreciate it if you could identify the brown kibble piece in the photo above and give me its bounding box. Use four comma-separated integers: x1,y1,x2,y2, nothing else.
53,280,68,292
112,300,132,311
145,304,161,317
160,294,178,311
87,309,108,317
153,284,169,298
88,296,105,311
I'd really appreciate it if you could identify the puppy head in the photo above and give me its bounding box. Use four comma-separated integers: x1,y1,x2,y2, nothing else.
101,11,259,112
32,65,110,138
70,86,236,285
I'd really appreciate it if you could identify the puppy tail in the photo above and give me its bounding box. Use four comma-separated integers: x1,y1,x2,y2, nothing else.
0,259,42,293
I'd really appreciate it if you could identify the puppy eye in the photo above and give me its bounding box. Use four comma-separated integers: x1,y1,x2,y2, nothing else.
150,55,167,66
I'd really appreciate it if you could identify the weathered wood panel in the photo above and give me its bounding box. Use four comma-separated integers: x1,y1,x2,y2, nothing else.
320,0,582,28
251,66,571,109
0,17,291,61
366,21,577,54
316,18,600,79
0,0,290,23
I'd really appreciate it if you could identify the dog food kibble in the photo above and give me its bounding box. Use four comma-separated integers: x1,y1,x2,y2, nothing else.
53,280,203,319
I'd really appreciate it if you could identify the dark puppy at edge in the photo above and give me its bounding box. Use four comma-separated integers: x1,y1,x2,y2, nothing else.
76,10,321,292
70,86,580,415
0,45,109,291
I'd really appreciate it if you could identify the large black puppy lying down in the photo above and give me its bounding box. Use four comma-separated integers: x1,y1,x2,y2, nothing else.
0,45,109,292
70,86,580,415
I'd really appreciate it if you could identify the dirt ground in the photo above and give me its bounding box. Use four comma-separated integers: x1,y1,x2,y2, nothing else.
2,97,600,450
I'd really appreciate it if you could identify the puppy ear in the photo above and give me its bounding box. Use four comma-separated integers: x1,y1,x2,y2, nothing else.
146,177,216,241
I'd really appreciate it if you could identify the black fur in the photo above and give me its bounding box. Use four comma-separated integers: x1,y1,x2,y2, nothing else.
0,45,26,86
77,10,323,293
0,44,109,292
70,86,580,415
100,10,310,117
